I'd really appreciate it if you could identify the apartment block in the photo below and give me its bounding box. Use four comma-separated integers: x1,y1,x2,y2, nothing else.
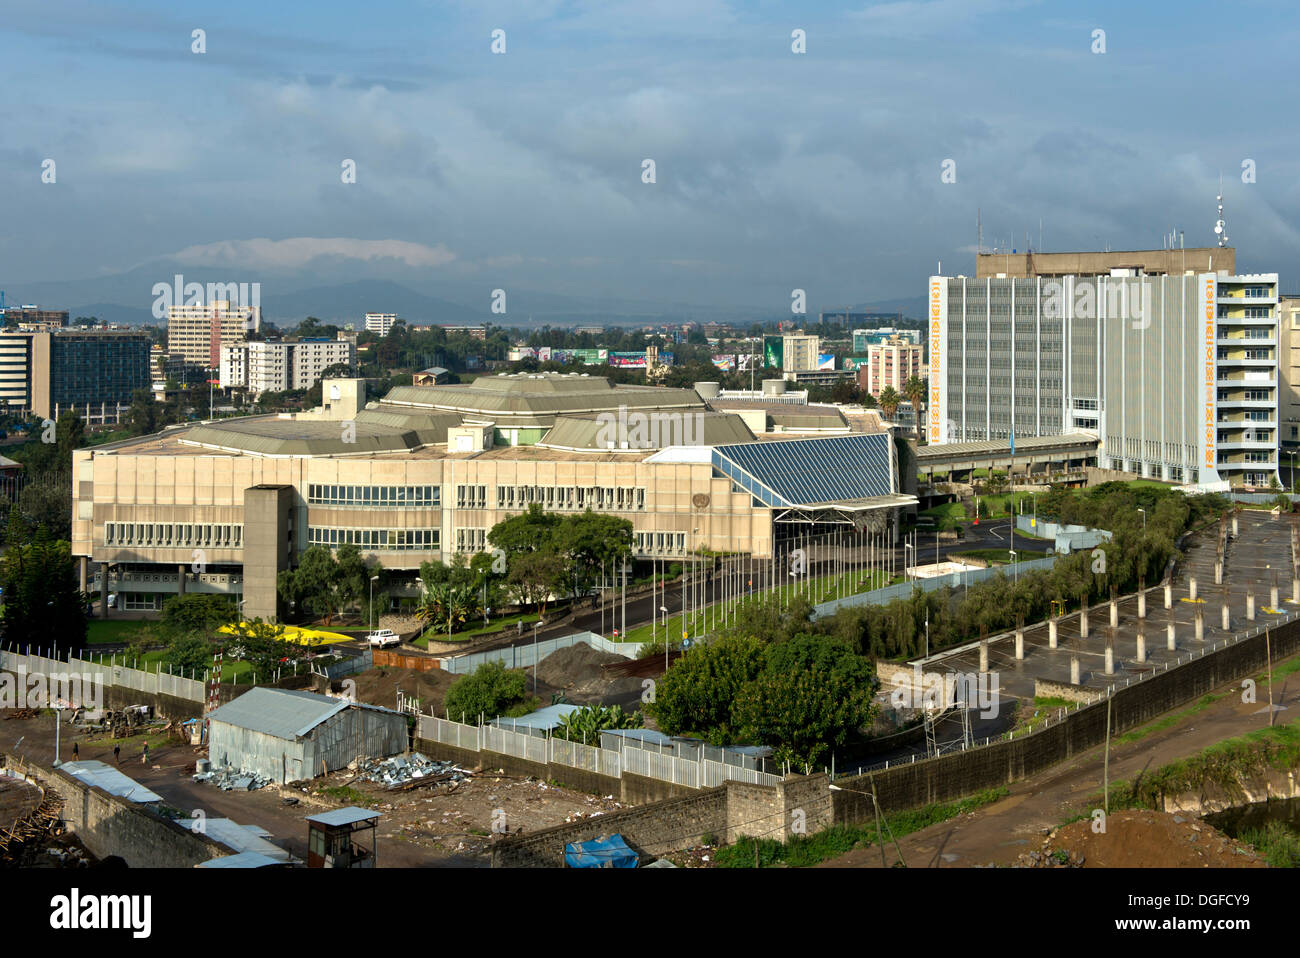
221,339,357,394
0,328,150,423
858,338,924,397
167,300,261,369
928,270,1281,490
365,312,397,336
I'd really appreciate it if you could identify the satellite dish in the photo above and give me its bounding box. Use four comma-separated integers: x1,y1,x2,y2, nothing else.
329,384,341,400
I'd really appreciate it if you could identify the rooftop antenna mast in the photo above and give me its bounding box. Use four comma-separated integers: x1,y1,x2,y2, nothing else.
1215,174,1228,248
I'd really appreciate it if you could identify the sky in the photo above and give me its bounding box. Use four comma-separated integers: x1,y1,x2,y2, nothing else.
3,0,1299,316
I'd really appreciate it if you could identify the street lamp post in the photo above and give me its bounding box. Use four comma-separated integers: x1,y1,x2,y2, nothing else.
369,575,380,631
903,542,913,585
1009,550,1018,584
1137,508,1146,531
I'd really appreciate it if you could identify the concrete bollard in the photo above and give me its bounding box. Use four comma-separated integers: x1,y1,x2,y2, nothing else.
1049,618,1058,649
1232,515,1238,537
1167,621,1176,651
1138,590,1146,619
1080,606,1089,639
1214,561,1222,585
979,639,989,673
1195,610,1204,642
1293,578,1299,604
1136,630,1147,664
1070,655,1080,685
1271,585,1279,610
1189,577,1198,601
1109,600,1118,628
1105,641,1115,676
1222,603,1230,631
1247,591,1256,621
1164,583,1172,609
1015,628,1024,661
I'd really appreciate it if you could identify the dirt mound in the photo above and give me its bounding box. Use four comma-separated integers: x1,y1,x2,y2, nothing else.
534,644,645,706
535,643,624,688
1016,810,1265,868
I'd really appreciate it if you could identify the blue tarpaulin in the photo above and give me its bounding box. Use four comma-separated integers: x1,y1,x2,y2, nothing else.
565,834,638,868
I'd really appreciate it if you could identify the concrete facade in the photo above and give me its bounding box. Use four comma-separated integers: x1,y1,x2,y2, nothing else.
242,485,293,620
976,247,1236,279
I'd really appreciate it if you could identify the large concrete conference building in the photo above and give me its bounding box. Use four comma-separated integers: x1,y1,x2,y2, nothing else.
927,269,1281,489
72,373,912,618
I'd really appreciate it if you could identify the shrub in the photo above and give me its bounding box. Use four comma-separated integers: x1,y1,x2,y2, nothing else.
444,660,530,723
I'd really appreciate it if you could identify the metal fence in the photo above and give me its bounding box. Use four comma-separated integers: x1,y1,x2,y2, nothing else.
811,555,1060,620
417,713,779,788
310,649,372,680
437,630,643,674
0,647,206,703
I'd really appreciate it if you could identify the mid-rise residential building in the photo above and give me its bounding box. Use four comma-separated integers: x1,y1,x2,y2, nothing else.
858,337,925,397
365,312,398,336
928,270,1281,489
167,300,261,369
220,338,357,394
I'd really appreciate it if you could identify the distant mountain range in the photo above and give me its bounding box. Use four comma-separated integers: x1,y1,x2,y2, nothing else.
1,258,927,329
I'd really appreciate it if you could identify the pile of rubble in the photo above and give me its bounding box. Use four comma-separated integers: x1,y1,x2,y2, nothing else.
356,753,472,790
192,765,275,791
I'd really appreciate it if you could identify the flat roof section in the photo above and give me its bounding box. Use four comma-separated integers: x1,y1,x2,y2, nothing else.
914,433,1099,466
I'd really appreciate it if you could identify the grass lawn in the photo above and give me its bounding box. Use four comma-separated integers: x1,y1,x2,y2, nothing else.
412,611,541,649
86,619,162,645
919,502,967,520
81,646,267,684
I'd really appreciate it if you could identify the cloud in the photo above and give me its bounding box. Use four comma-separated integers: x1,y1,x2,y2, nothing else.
168,238,457,270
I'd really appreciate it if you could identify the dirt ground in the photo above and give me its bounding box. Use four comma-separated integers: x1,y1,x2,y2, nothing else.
0,709,627,867
822,659,1299,868
1011,810,1264,868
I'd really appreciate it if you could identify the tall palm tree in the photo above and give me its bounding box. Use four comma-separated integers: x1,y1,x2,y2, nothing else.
879,386,901,422
903,375,926,442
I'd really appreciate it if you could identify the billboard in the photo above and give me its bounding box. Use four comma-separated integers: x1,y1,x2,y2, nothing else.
763,335,784,369
843,356,870,371
817,354,836,371
712,355,736,371
608,350,673,368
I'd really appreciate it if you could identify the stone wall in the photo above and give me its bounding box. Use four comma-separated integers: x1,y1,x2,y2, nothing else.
2,753,228,868
1033,677,1103,705
492,786,729,867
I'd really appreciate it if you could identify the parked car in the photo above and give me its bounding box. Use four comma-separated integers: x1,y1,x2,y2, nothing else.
366,629,400,648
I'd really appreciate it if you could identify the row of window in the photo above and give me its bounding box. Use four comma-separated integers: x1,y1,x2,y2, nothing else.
307,484,440,507
456,485,488,509
105,522,243,548
307,527,440,550
455,528,487,553
496,485,647,511
635,531,689,555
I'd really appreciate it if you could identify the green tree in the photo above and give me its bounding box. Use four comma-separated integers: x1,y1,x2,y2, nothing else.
487,503,562,557
443,660,530,723
734,660,877,768
161,634,215,673
506,550,566,614
878,386,900,421
0,527,88,654
160,593,237,637
647,635,766,744
552,704,644,744
554,511,634,599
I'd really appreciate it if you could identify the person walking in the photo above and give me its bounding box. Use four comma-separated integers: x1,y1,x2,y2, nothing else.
141,742,149,766
71,742,79,760
113,745,120,764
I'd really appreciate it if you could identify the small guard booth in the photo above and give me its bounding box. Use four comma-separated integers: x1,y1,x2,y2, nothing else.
306,807,380,868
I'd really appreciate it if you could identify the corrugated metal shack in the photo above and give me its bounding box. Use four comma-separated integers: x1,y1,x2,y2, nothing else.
207,688,407,784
